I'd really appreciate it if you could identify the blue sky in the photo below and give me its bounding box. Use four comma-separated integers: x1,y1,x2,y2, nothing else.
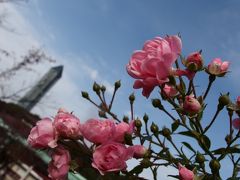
1,0,240,179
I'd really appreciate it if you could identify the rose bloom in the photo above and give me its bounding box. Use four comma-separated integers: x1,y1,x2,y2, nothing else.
126,35,182,97
27,118,57,149
179,164,194,180
185,51,203,71
163,84,178,98
183,95,201,115
207,58,229,76
128,145,147,158
48,146,71,180
113,120,135,143
53,108,81,139
81,119,115,144
92,142,133,175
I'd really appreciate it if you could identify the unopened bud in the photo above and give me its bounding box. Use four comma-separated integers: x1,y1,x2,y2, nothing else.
81,91,89,99
101,85,106,92
124,133,133,145
143,114,149,123
218,93,230,107
209,159,221,174
129,93,135,104
98,111,107,118
123,116,129,123
114,80,121,89
195,152,205,164
135,119,142,128
150,123,159,134
162,127,171,139
93,82,100,93
152,99,163,109
225,134,231,145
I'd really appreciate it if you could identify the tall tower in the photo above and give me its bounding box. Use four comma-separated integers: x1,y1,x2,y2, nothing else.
18,65,63,111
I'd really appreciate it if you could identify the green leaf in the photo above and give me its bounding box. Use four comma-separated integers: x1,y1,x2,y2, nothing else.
129,165,143,175
179,131,200,139
194,174,205,180
182,142,196,153
213,147,240,155
198,135,211,150
171,120,180,132
168,175,179,179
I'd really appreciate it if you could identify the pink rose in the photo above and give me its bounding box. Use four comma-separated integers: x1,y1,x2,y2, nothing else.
48,146,71,180
185,52,203,71
183,95,201,115
113,120,135,143
53,108,81,139
81,119,115,144
127,35,182,97
27,118,57,149
129,145,147,158
233,118,240,129
163,84,178,98
92,142,133,175
207,58,230,76
179,164,194,180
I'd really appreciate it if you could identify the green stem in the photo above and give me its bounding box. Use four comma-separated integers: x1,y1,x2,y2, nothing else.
203,75,216,100
203,108,221,134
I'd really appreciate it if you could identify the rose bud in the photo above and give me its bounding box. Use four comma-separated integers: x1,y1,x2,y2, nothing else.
80,119,115,144
53,108,81,139
129,145,147,158
178,164,194,180
163,84,178,98
27,118,57,149
207,58,230,76
183,95,201,115
232,118,240,130
92,142,133,175
185,51,203,71
113,120,135,143
48,146,71,180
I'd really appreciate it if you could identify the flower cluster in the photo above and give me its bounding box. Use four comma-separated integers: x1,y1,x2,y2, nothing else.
28,109,147,179
28,109,81,179
27,34,239,180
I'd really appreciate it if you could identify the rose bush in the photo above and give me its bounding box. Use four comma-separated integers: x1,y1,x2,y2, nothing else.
27,34,240,180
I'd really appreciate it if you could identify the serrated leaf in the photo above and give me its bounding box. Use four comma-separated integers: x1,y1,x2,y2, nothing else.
182,142,196,153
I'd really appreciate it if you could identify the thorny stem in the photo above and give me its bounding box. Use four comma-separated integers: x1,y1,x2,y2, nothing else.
88,98,121,122
203,108,221,134
229,112,233,140
203,75,216,100
218,130,240,161
109,88,117,110
130,102,134,121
